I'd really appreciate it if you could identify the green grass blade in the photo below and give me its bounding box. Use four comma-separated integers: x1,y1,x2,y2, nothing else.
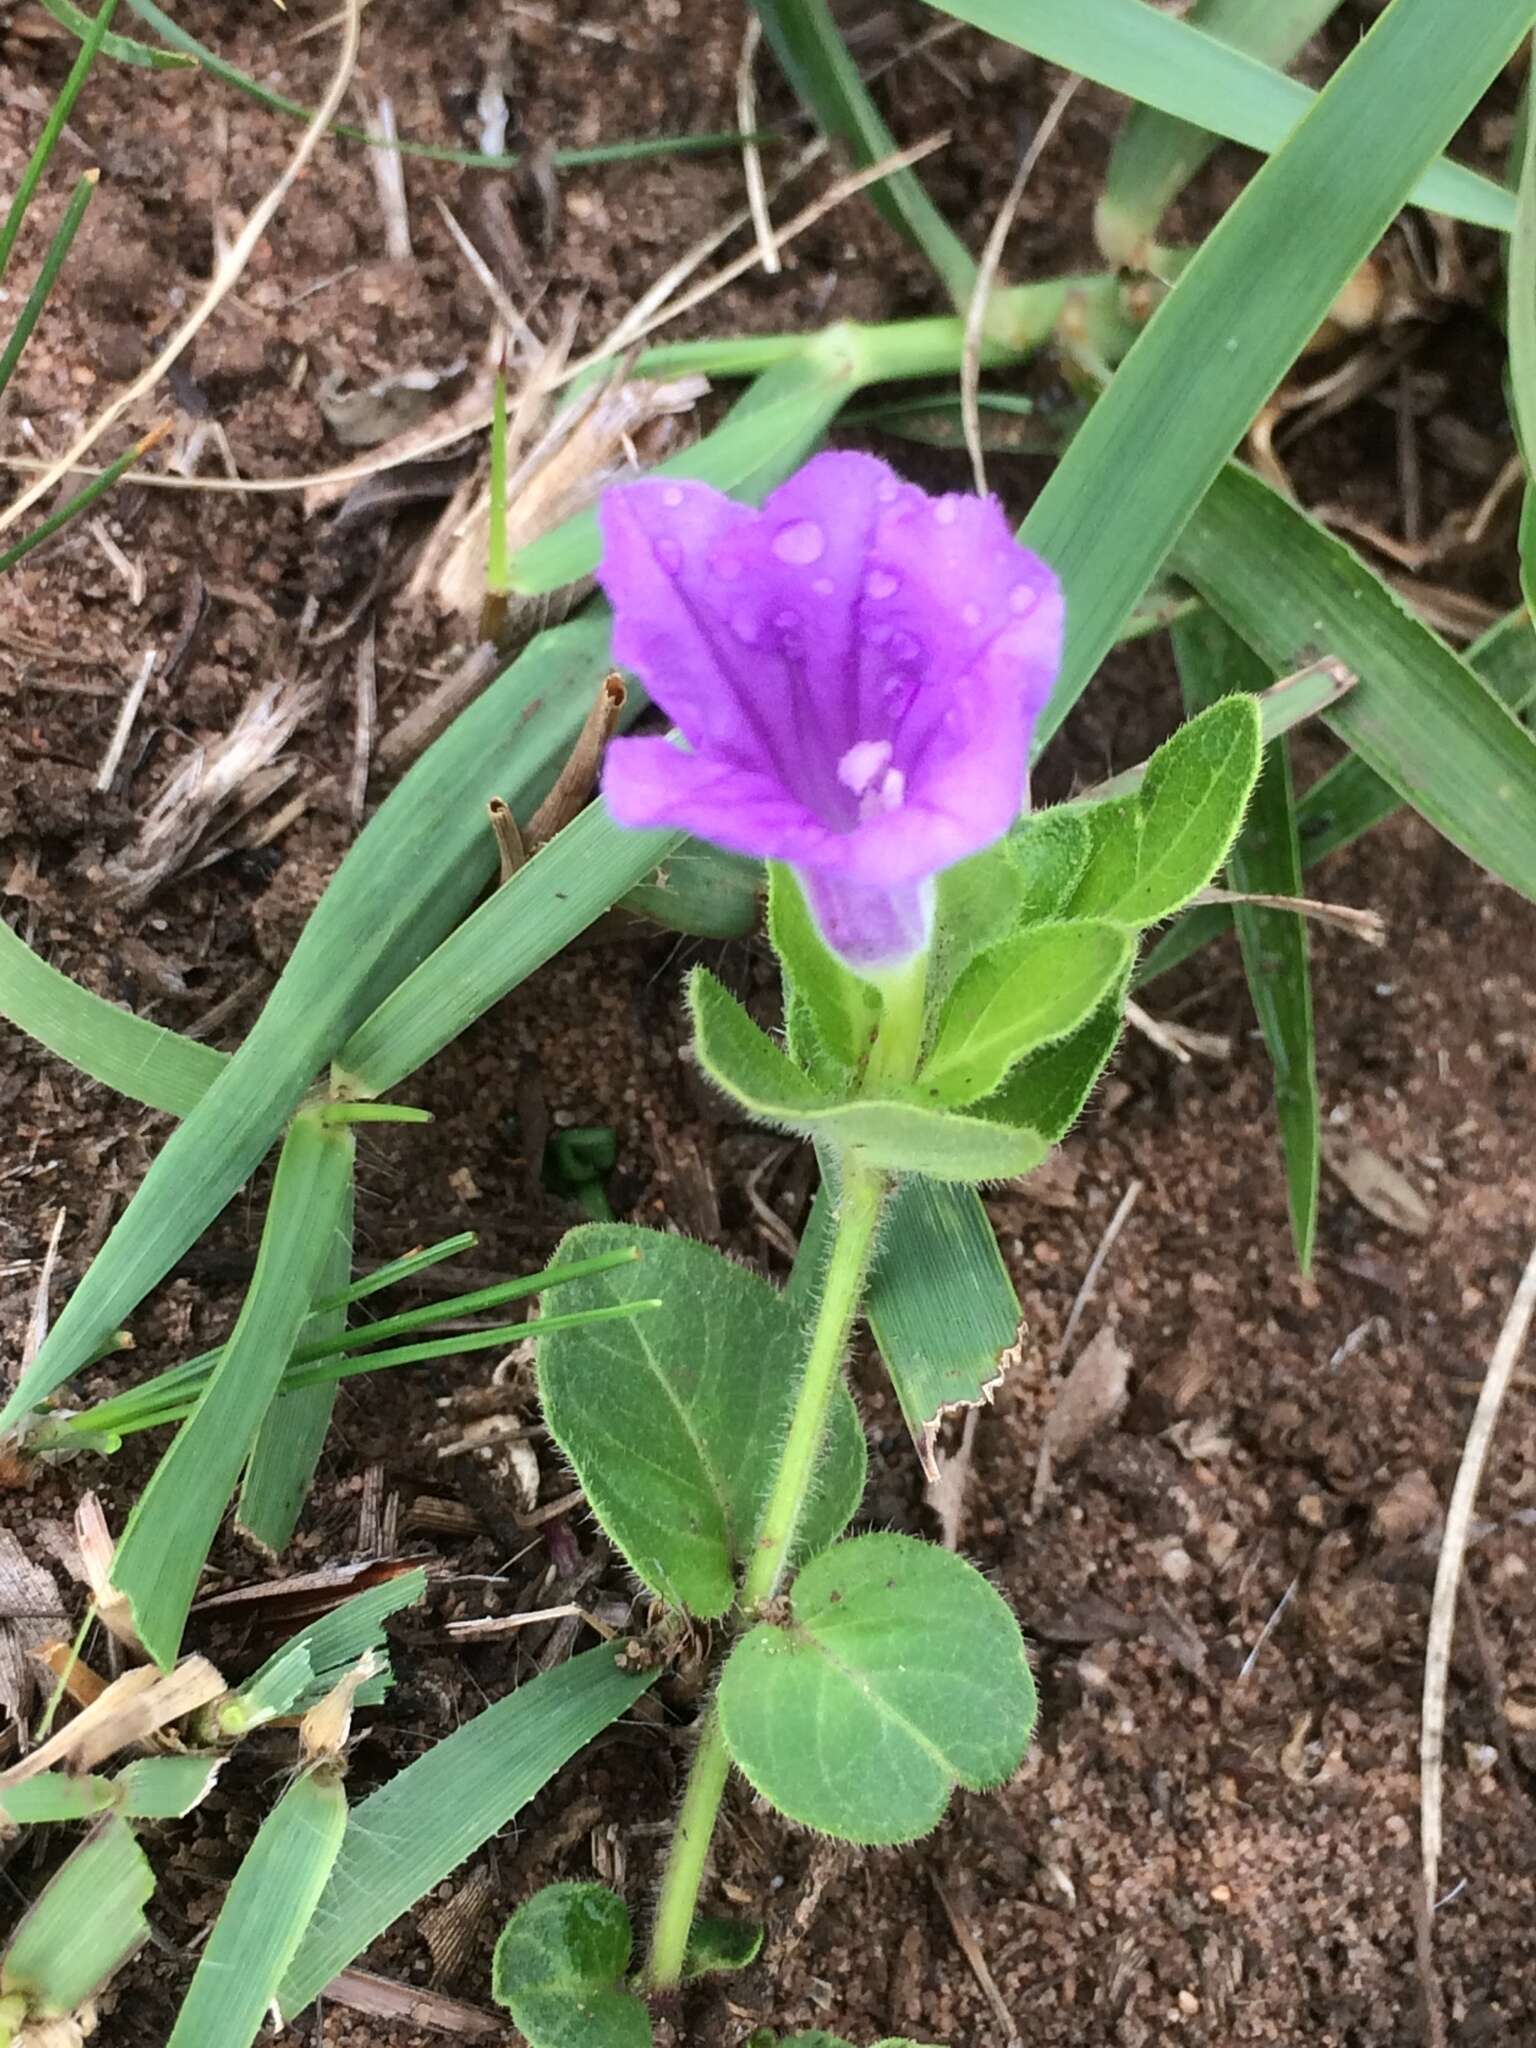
108,1113,355,1669
0,422,168,576
1096,0,1343,262
0,1817,152,2018
0,168,96,402
752,0,977,305
1509,66,1536,615
36,0,192,68
1170,464,1536,901
167,1764,347,2048
230,1571,427,1729
0,913,227,1114
1174,612,1318,1271
1140,610,1536,984
0,0,119,284
119,0,753,174
239,1170,355,1552
1016,0,1536,743
923,0,1514,232
276,1645,655,2020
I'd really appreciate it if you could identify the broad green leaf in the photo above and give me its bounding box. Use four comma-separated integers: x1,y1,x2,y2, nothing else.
491,1884,649,2048
1113,695,1262,925
978,991,1128,1146
1096,0,1345,262
109,1112,355,1670
537,1226,865,1617
931,842,1030,1005
769,865,880,1076
1010,0,1533,741
752,0,976,306
1065,797,1143,918
684,1917,764,1979
1175,612,1318,1272
0,914,227,1116
719,1534,1035,1844
114,1754,221,1819
167,1765,347,2048
921,920,1133,1107
866,1181,1021,1444
1007,807,1094,924
1171,464,1536,903
924,0,1513,233
0,1775,115,1824
277,1646,656,2019
689,969,1049,1180
1,1817,152,2018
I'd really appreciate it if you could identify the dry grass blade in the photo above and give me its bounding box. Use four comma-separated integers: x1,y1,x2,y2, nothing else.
737,16,781,274
0,0,363,537
1192,886,1386,944
1421,1236,1536,1912
0,1655,224,1786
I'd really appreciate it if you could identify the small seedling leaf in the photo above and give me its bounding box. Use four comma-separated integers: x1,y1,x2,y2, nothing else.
683,1915,764,1979
1115,695,1262,924
538,1227,864,1617
491,1883,650,2048
718,1532,1036,1843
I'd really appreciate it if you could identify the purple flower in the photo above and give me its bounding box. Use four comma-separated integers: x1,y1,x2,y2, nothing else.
598,450,1063,970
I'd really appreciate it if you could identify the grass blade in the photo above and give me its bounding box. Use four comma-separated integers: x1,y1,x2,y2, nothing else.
1170,463,1536,901
922,0,1514,232
37,0,190,66
1175,611,1318,1271
1096,0,1343,262
108,1113,355,1668
0,168,97,402
276,1644,655,2019
1013,0,1535,742
0,1816,152,2018
238,1170,354,1552
751,0,977,305
167,1764,347,2048
0,913,227,1114
0,420,170,576
0,0,118,284
1509,62,1536,616
226,1571,427,1730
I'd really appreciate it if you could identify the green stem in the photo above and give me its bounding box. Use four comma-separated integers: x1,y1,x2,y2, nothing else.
645,1709,733,1990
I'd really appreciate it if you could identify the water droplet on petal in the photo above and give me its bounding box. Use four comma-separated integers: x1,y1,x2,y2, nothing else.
944,706,966,734
714,550,744,581
655,538,683,573
960,601,982,629
864,568,900,600
661,484,685,508
811,575,835,597
880,674,916,718
772,518,826,566
934,500,959,527
730,606,759,644
868,622,894,648
889,629,922,665
1008,581,1036,615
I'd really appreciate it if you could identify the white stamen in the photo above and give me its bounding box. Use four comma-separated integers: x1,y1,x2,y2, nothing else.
837,738,893,797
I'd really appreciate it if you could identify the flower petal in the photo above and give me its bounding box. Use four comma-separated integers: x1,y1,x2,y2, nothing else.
603,735,835,868
800,870,934,970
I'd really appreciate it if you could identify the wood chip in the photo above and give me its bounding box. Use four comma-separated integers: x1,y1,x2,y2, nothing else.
1322,1134,1432,1236
0,1531,67,1739
1035,1323,1132,1515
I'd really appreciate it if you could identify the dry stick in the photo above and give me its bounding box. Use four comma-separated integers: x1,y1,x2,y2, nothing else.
737,15,781,275
348,621,377,824
961,73,1082,497
1055,1179,1142,1371
0,0,363,537
1191,886,1386,946
1421,1237,1536,1908
526,673,626,844
95,648,157,793
368,94,413,263
930,1873,1020,2048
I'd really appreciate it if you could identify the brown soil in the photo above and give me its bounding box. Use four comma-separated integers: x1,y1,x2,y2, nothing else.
3,4,1536,2045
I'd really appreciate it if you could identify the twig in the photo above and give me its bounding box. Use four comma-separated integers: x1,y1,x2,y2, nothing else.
444,1602,614,1643
1192,886,1386,946
368,94,412,263
0,0,363,536
487,798,526,887
737,17,780,275
930,1873,1020,2048
526,673,626,844
21,1207,66,1376
1056,1179,1141,1370
95,648,156,793
1236,1573,1298,1687
1421,1236,1536,1909
961,73,1081,497
348,621,376,825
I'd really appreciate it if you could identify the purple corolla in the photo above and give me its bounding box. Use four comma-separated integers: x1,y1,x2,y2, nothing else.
597,450,1063,970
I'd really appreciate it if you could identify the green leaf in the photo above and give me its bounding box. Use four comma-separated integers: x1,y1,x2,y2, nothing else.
717,1533,1036,1844
114,1754,221,1819
0,915,228,1116
1065,796,1144,918
1007,807,1094,924
491,1884,649,2048
751,0,976,306
1096,0,1345,262
921,920,1134,1107
769,865,881,1076
683,1916,764,1979
109,1112,356,1670
980,992,1127,1146
537,1226,865,1618
1,1817,152,2018
167,1764,347,2048
923,0,1514,234
224,1569,427,1731
36,0,193,65
866,1181,1021,1444
278,1646,655,2020
689,969,1049,1181
1171,463,1536,903
1115,695,1262,924
1506,84,1536,621
931,842,1030,1005
620,843,761,940
0,1775,115,1825
1007,0,1532,742
1174,611,1319,1272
